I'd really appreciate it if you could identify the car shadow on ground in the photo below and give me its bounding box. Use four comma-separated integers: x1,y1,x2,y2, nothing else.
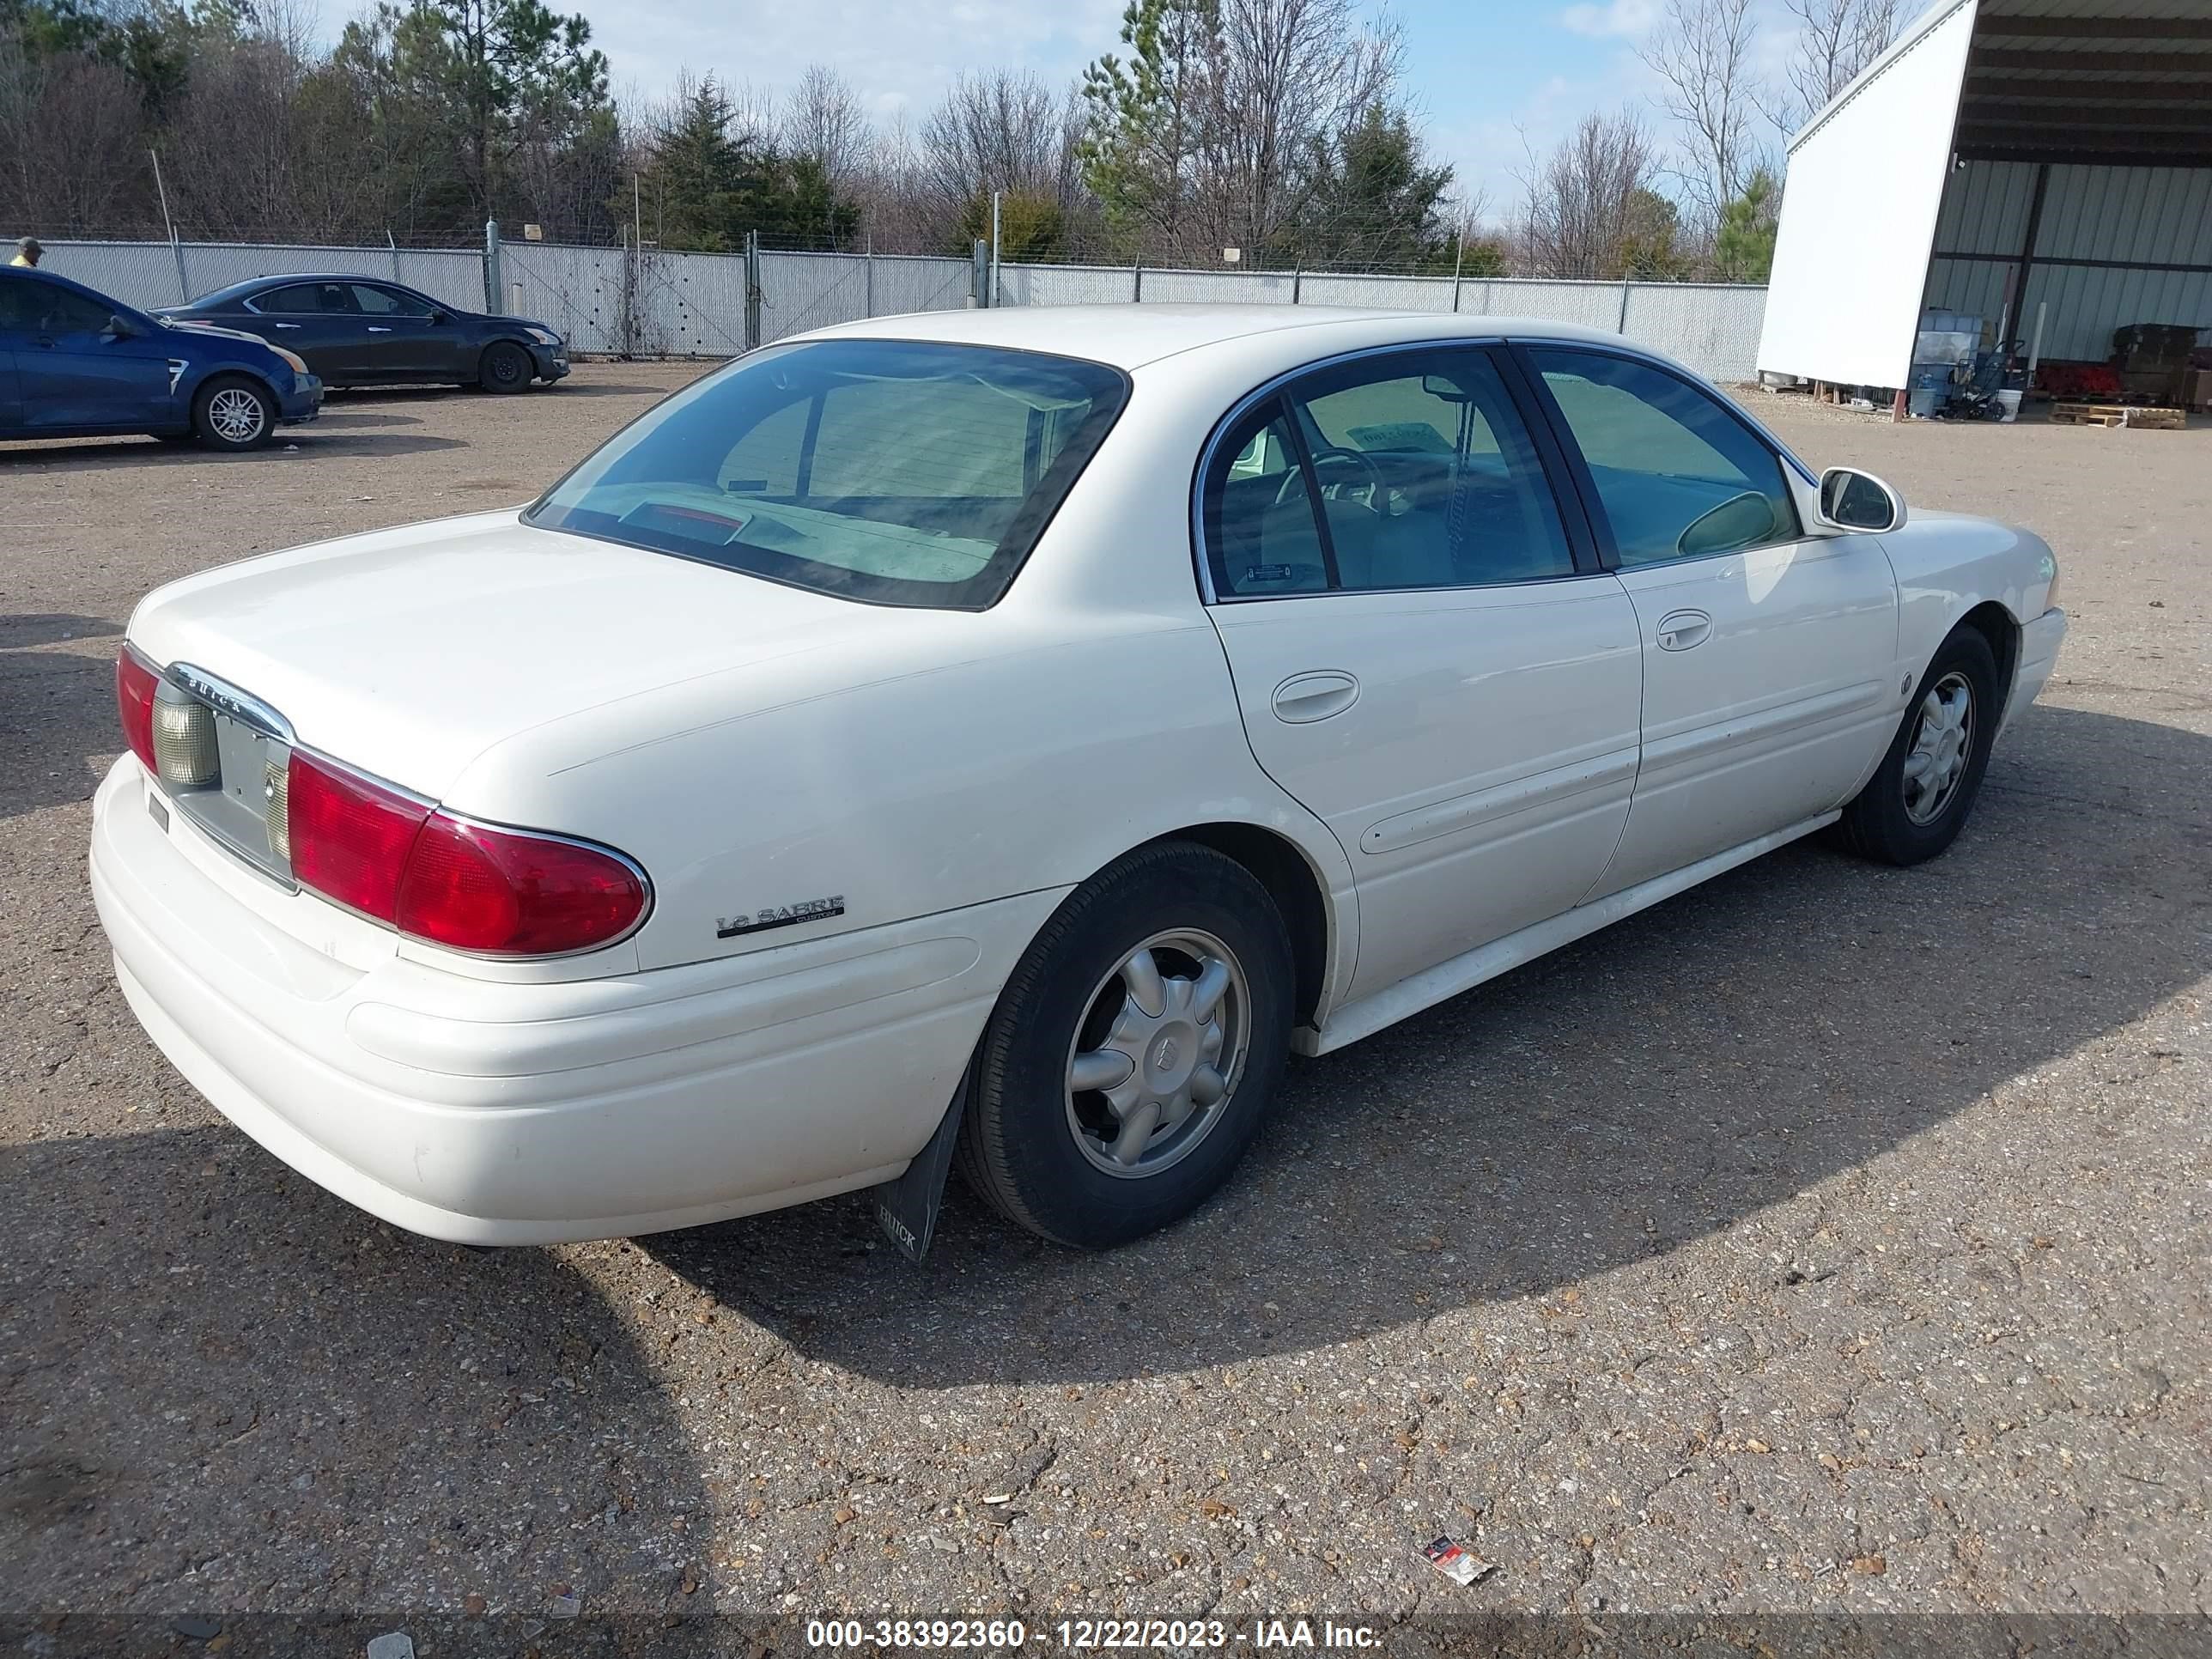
0,1125,710,1624
634,701,2209,1387
0,616,123,821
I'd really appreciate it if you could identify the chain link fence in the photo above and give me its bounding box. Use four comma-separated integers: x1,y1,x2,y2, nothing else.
28,238,1770,382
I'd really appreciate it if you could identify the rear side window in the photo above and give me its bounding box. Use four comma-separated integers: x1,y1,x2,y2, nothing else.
1203,347,1574,597
258,283,356,315
1528,348,1799,566
527,339,1127,609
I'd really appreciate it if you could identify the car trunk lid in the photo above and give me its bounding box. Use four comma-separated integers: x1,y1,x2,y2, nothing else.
128,510,917,803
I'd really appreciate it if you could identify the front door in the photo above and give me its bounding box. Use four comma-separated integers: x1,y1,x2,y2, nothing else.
9,282,174,429
348,283,449,380
1520,345,1901,897
1200,344,1645,1003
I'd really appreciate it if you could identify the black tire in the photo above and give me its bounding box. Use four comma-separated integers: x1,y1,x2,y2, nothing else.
478,341,532,393
1838,625,2002,865
956,842,1295,1249
191,375,276,452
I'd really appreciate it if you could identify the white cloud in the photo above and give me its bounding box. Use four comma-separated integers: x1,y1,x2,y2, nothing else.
591,0,1126,120
1559,0,1661,39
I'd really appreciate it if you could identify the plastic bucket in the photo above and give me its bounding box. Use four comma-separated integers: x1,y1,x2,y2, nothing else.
1996,388,2022,423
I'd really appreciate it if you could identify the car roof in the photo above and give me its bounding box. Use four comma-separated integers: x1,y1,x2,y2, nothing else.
185,274,433,302
796,303,1635,372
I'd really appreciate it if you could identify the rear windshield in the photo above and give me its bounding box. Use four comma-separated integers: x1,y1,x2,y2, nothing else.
526,338,1129,609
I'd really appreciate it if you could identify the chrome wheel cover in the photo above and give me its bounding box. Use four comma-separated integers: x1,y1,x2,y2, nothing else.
207,386,265,444
1902,671,1975,825
1065,929,1249,1179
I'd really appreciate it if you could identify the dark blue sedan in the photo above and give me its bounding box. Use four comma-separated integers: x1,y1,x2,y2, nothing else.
157,275,569,392
2,267,323,451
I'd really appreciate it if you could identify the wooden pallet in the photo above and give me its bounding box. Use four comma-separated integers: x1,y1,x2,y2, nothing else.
2050,402,2186,429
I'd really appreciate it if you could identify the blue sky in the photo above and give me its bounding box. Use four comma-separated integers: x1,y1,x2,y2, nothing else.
580,0,1730,220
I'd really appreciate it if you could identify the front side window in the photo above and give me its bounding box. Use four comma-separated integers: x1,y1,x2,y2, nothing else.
1203,348,1574,598
1528,348,1799,567
527,339,1128,609
352,283,432,318
11,283,112,335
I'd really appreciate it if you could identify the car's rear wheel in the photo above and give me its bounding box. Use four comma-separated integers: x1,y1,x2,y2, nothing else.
191,376,275,452
478,341,532,393
957,842,1293,1249
1838,625,2002,865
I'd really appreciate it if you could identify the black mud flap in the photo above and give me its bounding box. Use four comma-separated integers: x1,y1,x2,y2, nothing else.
872,1063,971,1263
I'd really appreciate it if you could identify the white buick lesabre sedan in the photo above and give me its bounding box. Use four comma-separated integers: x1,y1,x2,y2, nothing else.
91,307,2065,1252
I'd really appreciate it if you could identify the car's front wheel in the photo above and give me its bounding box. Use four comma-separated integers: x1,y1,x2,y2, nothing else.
957,842,1294,1249
1838,624,2002,865
478,341,532,393
191,376,275,452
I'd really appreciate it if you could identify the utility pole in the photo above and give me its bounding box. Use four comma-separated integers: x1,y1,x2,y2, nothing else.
1450,222,1466,313
743,230,763,350
483,219,502,315
149,149,187,303
989,190,1002,307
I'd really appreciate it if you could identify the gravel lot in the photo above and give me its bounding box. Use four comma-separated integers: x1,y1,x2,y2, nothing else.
3,363,2206,1650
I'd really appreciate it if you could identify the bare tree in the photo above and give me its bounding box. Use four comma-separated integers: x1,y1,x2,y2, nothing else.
917,70,1085,220
0,31,148,235
1193,0,1401,258
1639,0,1763,227
783,64,870,190
1767,0,1902,133
1516,107,1662,278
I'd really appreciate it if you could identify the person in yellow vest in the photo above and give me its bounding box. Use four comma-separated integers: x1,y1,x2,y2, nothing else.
9,237,40,267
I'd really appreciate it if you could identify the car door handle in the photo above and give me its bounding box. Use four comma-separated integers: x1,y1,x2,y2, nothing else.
1272,671,1360,723
269,322,301,329
367,325,392,332
1655,610,1712,652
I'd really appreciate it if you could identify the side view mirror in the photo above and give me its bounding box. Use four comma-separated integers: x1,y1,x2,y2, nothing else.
1818,466,1905,534
428,310,450,325
103,313,142,340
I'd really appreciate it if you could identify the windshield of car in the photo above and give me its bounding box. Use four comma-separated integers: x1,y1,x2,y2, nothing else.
525,339,1129,609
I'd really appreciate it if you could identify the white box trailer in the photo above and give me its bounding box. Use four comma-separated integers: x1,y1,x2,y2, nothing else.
1759,0,2212,399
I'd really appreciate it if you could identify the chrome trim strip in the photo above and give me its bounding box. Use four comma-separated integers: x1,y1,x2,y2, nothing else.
165,662,296,743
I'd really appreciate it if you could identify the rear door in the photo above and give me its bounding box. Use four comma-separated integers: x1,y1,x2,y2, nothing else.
246,282,367,379
1518,343,1900,898
10,281,173,429
1199,343,1644,1004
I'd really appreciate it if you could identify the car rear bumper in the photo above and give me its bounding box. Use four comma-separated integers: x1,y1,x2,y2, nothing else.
90,757,1054,1244
2002,605,2066,732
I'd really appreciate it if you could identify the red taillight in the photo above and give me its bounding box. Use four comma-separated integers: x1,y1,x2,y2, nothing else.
283,750,647,957
286,750,429,922
396,813,647,956
117,644,159,772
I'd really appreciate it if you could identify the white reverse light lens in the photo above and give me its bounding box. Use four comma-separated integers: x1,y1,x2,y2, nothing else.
153,696,219,787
